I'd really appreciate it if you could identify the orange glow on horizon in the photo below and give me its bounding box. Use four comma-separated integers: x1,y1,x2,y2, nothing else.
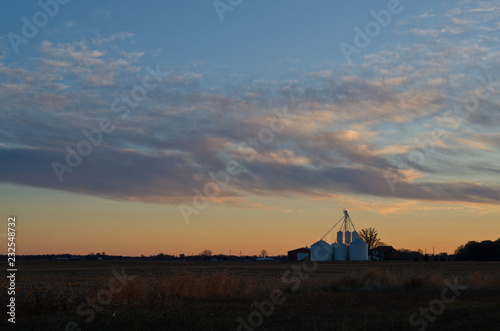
2,184,499,257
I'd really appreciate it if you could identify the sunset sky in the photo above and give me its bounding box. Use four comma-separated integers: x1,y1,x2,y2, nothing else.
1,1,500,256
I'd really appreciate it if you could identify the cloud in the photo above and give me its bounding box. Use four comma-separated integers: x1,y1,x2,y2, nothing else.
1,2,500,211
41,59,72,67
41,40,106,66
91,8,112,20
93,32,134,46
0,147,217,204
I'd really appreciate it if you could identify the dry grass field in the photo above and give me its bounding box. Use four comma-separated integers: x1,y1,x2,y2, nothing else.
1,260,500,330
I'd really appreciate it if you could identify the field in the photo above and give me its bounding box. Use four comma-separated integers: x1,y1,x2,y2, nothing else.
1,260,500,330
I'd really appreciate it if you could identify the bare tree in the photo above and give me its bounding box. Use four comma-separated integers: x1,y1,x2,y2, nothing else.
201,249,212,257
358,227,382,250
259,249,268,258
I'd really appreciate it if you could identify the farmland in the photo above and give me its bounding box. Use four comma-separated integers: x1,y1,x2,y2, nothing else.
1,260,500,330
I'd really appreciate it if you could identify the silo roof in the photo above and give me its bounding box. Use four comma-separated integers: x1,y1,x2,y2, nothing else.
350,238,367,245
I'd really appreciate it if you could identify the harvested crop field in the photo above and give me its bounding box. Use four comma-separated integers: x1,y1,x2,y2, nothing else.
2,260,500,330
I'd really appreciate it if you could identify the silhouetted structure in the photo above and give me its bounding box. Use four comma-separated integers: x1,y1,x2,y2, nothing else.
287,247,311,261
371,245,397,260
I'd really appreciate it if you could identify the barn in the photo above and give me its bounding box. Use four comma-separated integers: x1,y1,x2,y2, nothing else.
287,247,311,261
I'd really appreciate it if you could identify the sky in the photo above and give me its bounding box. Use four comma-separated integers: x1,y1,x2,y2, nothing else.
1,0,500,256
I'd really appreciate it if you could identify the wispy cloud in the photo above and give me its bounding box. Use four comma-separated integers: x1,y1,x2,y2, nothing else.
93,32,134,46
1,2,500,213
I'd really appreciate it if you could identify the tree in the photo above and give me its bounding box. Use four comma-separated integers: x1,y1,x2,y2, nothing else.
259,249,268,258
455,239,500,261
358,227,382,250
201,249,212,257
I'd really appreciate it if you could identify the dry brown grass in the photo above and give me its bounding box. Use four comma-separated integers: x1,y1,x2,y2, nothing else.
112,271,263,308
6,262,500,316
467,270,500,289
2,261,500,330
3,269,266,315
299,268,448,291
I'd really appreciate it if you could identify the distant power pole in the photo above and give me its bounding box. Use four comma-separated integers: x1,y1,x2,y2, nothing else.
229,249,231,256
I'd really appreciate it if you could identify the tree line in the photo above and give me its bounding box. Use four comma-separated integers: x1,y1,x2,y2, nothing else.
455,238,500,261
359,228,500,261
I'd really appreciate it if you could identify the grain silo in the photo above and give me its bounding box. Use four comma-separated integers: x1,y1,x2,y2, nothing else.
311,240,332,261
298,209,369,262
345,230,352,245
348,237,369,261
332,242,347,261
328,210,369,261
336,230,343,244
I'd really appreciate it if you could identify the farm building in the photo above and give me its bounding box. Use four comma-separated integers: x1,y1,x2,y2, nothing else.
332,242,347,261
287,247,311,261
371,245,397,260
348,238,369,261
311,240,333,261
293,210,369,262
